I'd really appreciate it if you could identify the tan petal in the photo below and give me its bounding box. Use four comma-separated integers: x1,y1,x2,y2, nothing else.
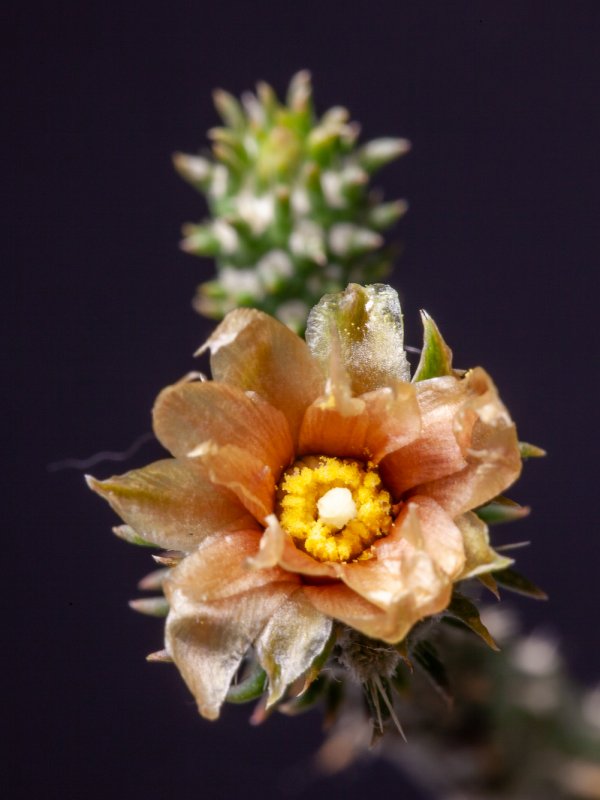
379,375,470,497
298,383,420,464
456,511,514,579
298,399,370,459
164,530,300,719
153,380,293,479
256,589,333,706
86,459,257,552
249,514,339,579
197,309,323,441
190,442,275,523
416,369,522,516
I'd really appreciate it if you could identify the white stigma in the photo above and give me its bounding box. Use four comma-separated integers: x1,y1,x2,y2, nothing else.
317,487,357,530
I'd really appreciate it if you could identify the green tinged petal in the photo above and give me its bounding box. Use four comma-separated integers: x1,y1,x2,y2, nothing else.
306,283,411,394
86,459,256,552
256,590,333,707
456,512,514,579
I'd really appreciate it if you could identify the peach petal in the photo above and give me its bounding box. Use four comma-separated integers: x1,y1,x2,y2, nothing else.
198,309,323,441
298,383,420,463
298,400,370,459
190,442,275,524
163,529,295,603
320,498,461,640
337,504,449,612
153,380,294,478
256,589,333,706
304,579,450,644
379,375,470,497
362,383,421,463
416,369,522,516
86,459,258,552
389,495,465,579
249,514,339,579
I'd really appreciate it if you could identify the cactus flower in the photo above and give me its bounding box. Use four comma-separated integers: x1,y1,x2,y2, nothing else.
88,285,522,719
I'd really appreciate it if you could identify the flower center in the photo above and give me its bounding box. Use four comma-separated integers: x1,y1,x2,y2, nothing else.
277,456,393,563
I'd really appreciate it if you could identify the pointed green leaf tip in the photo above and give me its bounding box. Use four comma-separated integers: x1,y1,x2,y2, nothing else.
306,283,411,394
413,311,453,382
494,567,548,600
475,496,531,525
444,593,499,651
128,597,170,618
519,441,547,459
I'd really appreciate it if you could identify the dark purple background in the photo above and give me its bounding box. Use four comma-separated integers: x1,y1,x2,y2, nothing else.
11,3,600,799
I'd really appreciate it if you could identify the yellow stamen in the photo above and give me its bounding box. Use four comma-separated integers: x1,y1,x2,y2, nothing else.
278,457,393,563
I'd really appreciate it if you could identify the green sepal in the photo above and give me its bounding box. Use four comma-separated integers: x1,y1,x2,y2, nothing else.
412,640,453,705
301,625,337,691
368,200,408,231
172,153,212,192
278,674,328,716
128,597,169,617
180,224,222,257
475,496,530,525
112,525,157,548
444,592,499,651
394,638,413,671
494,567,548,600
146,649,173,663
358,137,411,173
137,568,170,592
477,572,500,599
151,551,184,567
226,664,268,704
412,311,453,382
212,88,246,130
519,441,547,459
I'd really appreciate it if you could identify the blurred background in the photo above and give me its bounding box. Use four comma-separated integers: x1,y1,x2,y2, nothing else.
11,2,600,798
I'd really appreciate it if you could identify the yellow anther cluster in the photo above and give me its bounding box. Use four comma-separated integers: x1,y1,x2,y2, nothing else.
278,457,393,563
